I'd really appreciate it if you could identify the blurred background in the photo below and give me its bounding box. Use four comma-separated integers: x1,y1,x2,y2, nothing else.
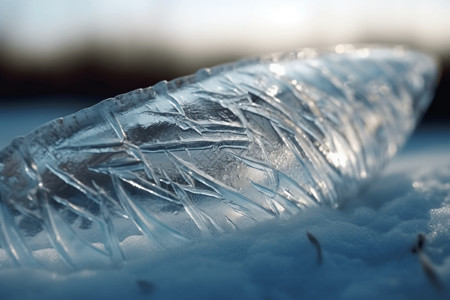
0,0,449,148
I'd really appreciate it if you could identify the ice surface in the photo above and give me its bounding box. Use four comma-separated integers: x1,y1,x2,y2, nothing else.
0,45,438,270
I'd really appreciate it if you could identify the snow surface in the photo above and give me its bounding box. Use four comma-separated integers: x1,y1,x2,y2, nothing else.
0,125,449,299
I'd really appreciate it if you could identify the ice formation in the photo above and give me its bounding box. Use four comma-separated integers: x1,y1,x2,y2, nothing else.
0,45,438,270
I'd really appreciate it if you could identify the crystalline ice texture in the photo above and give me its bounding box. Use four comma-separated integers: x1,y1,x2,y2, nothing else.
0,45,438,270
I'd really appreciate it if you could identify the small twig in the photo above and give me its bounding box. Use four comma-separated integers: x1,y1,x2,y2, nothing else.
306,231,322,265
411,233,426,254
411,233,443,291
418,252,443,291
136,279,155,295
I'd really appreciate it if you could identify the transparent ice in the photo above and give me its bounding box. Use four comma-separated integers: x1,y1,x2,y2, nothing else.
0,45,438,270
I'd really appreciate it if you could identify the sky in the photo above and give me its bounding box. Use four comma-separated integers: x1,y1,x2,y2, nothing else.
1,0,449,66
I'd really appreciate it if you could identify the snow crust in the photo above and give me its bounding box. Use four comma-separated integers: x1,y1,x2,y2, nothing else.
0,126,449,300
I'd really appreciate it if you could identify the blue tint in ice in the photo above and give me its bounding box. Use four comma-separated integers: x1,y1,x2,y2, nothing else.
0,45,438,270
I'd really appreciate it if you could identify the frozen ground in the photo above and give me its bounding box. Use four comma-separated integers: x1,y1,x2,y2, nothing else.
0,123,448,299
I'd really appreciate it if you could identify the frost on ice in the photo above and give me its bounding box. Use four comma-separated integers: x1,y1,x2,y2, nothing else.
0,45,438,270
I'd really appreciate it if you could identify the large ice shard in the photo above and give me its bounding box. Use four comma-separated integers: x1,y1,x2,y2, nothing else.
0,45,438,270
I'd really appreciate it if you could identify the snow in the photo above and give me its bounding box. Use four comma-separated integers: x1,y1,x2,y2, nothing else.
0,125,449,299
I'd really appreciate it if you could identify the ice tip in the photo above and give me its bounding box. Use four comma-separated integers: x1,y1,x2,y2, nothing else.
398,46,441,119
361,44,440,120
333,44,440,120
